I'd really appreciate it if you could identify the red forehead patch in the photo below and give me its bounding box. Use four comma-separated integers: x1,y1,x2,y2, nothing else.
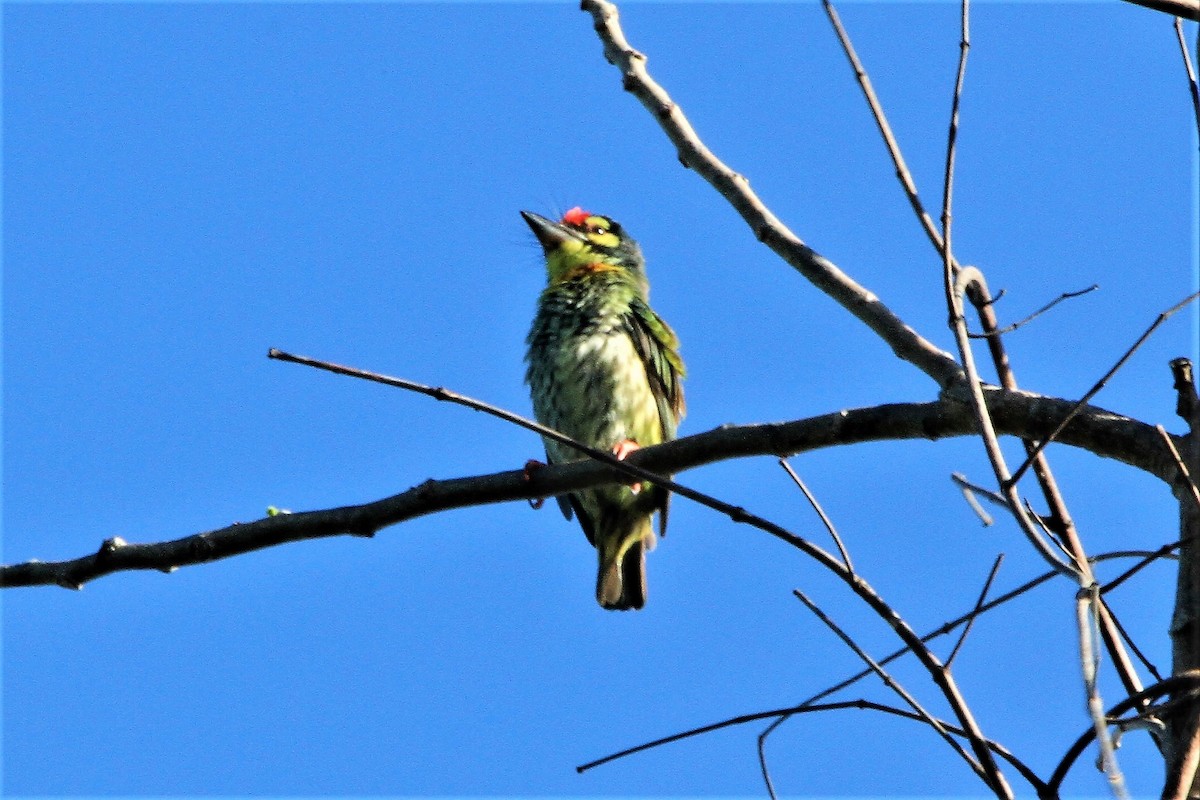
561,207,590,226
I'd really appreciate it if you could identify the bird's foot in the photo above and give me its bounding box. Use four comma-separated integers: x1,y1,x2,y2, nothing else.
523,459,547,509
612,439,642,494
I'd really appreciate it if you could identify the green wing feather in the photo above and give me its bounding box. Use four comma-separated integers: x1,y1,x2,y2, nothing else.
623,297,686,537
625,297,686,435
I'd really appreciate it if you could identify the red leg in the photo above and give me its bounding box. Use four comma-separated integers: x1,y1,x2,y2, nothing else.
612,439,642,494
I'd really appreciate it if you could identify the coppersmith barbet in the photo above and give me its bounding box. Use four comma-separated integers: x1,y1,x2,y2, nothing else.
523,207,685,610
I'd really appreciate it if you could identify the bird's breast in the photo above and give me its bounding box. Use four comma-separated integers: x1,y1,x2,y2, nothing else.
526,300,661,462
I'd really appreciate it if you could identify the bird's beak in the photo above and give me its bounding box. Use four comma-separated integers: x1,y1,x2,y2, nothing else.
521,210,584,254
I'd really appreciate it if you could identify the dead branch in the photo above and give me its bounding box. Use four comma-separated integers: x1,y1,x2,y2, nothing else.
579,0,964,390
2,385,1179,589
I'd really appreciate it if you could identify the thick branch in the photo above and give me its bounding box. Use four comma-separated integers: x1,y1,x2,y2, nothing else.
1121,0,1200,20
2,391,1181,589
580,0,964,389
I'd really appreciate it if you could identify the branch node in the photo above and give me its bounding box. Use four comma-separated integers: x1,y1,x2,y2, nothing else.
1170,358,1198,429
98,536,127,556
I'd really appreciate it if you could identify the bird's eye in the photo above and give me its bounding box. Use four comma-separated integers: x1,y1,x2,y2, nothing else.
591,225,608,236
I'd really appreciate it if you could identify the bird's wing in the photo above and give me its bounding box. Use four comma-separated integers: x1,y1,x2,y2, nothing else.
624,298,686,537
624,297,686,436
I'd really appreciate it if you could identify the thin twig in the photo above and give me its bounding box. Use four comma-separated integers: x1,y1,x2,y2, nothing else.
1008,291,1200,488
756,715,786,800
952,271,1078,577
946,554,1004,668
823,0,947,258
793,589,989,785
1025,499,1075,560
952,473,1008,510
1076,586,1130,798
1049,672,1200,793
969,281,1152,711
967,284,1099,338
788,551,1166,711
1157,424,1200,513
1102,538,1185,597
957,484,995,526
1099,596,1165,682
933,0,1076,583
1175,18,1200,141
268,349,637,472
637,551,1161,792
940,0,969,296
779,459,853,573
577,696,1045,790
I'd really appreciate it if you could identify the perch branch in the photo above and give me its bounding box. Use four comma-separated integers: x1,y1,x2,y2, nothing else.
2,381,1181,589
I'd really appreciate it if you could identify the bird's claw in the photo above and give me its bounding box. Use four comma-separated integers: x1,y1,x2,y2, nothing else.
612,439,643,494
524,459,547,509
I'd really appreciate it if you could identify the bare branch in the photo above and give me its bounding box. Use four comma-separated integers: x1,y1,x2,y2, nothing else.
2,386,1181,588
823,0,949,258
792,589,1001,792
939,0,969,295
605,550,1164,796
1159,424,1200,513
1103,538,1187,597
779,459,853,573
1048,672,1200,794
950,269,1078,577
577,697,1046,792
970,283,1152,709
967,285,1100,339
1179,21,1200,128
1008,291,1200,488
946,554,1004,668
579,0,964,389
1077,587,1131,797
1120,0,1199,20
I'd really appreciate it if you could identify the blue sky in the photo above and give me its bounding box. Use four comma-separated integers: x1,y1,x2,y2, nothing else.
3,2,1198,796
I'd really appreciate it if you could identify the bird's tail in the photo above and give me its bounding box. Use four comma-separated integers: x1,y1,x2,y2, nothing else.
596,514,656,611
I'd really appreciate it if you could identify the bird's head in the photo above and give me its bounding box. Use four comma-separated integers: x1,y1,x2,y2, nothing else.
521,207,646,290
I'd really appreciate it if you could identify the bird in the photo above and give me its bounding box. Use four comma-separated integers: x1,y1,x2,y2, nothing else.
522,207,685,610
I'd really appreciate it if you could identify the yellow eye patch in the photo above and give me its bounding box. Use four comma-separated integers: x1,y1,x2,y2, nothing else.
583,216,620,249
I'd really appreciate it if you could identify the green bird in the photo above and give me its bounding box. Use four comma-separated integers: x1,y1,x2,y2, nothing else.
523,207,685,610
